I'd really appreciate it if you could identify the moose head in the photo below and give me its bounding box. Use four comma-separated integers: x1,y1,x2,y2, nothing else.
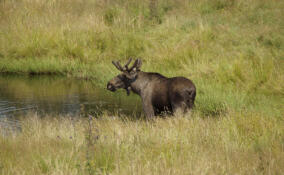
107,58,142,95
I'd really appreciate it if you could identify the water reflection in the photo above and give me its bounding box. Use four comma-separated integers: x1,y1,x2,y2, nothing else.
0,75,142,118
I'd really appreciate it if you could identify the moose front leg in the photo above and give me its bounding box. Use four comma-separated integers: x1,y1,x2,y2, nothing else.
141,98,155,118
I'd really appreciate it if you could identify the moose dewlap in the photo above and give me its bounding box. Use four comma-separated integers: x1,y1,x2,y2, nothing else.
107,58,196,118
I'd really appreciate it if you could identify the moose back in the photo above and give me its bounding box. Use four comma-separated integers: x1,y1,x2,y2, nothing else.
107,59,196,118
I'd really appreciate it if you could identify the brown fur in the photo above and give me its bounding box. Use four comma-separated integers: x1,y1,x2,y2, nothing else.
107,59,196,118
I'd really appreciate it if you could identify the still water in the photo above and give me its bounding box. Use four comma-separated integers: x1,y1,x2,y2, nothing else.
0,75,142,118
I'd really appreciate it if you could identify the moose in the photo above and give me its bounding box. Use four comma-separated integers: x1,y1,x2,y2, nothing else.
107,58,196,118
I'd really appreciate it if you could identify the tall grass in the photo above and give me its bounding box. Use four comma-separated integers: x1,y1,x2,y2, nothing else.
0,112,283,174
0,0,283,90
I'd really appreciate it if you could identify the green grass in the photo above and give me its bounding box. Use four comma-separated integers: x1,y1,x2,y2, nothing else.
0,0,283,174
0,112,283,175
0,0,283,89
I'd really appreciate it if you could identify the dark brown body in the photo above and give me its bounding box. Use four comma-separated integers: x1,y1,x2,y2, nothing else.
107,59,196,118
129,72,196,116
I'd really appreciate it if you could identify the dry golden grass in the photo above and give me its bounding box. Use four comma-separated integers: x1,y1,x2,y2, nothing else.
0,112,283,175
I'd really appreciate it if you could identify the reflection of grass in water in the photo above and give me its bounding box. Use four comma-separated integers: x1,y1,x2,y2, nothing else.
0,75,136,101
0,112,283,174
0,75,94,100
0,75,142,116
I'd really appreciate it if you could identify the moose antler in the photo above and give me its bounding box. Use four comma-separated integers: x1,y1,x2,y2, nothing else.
112,58,132,71
128,58,142,71
112,61,124,71
124,58,132,70
112,58,141,72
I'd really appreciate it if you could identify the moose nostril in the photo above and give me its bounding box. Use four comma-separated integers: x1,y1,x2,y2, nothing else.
107,83,113,90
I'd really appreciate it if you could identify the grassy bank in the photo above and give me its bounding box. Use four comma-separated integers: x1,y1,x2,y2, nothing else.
0,0,283,88
0,112,283,175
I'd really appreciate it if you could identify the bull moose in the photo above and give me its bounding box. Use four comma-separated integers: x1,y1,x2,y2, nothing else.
107,58,196,118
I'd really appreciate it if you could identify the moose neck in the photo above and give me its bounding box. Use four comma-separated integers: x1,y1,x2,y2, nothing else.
129,71,149,96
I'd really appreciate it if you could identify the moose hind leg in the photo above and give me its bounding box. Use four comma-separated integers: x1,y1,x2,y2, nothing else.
171,92,188,115
171,101,188,114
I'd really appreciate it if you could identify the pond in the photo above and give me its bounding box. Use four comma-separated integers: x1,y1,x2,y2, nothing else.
0,75,142,119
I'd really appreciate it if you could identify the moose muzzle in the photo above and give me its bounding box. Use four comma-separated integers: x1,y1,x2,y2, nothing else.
107,82,116,92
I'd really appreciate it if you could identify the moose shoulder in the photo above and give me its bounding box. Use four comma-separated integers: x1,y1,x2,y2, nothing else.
107,59,196,118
